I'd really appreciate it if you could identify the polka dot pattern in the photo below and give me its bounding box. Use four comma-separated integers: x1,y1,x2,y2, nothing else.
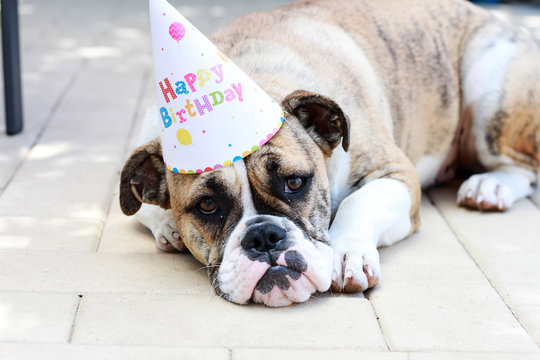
169,116,285,174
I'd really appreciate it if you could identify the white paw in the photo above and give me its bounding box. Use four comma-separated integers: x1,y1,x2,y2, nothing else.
152,224,186,252
330,245,381,293
136,205,186,252
150,212,186,252
457,174,513,211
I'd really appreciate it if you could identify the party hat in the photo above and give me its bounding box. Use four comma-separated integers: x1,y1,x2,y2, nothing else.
149,0,285,174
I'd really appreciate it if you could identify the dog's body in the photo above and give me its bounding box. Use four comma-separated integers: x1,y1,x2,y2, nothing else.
121,0,540,306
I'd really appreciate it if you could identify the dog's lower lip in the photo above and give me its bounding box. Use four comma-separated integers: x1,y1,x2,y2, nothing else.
258,265,301,278
253,266,302,295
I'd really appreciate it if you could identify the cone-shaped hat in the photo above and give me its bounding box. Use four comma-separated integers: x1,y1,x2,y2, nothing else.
149,0,285,174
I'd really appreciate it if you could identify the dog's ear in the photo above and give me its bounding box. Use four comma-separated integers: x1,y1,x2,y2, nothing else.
282,90,350,155
119,138,170,216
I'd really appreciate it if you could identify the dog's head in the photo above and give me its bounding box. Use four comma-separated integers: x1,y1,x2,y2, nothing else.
120,91,350,307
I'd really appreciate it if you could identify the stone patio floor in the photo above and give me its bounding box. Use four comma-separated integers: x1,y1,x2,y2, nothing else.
1,1,540,359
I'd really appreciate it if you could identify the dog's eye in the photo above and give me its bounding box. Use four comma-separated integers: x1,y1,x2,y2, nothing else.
199,196,217,214
285,176,304,193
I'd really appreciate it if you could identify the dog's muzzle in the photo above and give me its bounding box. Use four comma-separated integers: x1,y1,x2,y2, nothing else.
242,221,308,295
217,215,333,307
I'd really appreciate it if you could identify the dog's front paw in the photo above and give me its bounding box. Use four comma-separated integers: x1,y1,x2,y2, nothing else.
136,204,187,252
457,174,512,211
148,208,186,252
330,245,380,293
153,221,186,253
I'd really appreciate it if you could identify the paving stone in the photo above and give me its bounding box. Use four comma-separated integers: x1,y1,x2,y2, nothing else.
0,70,146,221
99,79,161,254
371,276,538,352
371,197,538,352
0,137,31,191
0,293,78,343
0,131,122,220
513,306,540,347
0,216,101,251
0,251,210,295
410,353,540,360
0,72,73,190
429,187,540,307
21,0,123,73
0,343,229,360
98,194,159,254
378,197,477,271
233,349,406,360
71,294,386,349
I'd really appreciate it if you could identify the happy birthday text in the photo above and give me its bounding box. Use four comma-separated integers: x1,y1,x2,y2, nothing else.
158,63,244,128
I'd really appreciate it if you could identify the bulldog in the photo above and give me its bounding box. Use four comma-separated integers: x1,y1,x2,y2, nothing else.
120,0,540,307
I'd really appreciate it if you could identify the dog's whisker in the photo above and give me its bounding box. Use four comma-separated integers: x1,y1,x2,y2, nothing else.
194,264,219,273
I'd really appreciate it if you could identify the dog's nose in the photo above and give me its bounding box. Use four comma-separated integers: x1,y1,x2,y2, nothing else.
241,223,286,252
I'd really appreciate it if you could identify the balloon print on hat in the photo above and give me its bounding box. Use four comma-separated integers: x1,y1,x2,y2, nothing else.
150,0,285,174
169,21,185,42
177,128,192,145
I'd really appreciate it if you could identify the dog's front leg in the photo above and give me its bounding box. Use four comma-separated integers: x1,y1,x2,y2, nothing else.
329,178,414,292
135,204,186,252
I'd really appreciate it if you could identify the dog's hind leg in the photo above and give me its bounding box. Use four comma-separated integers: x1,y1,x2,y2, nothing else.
459,22,540,211
457,166,535,211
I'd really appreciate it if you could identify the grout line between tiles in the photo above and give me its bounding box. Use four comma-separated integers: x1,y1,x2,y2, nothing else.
425,190,535,343
0,70,80,200
365,290,391,352
2,0,134,202
68,294,85,344
93,220,106,253
1,339,539,354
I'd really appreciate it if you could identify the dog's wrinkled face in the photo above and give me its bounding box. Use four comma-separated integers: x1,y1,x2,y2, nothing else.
120,91,350,307
166,122,333,306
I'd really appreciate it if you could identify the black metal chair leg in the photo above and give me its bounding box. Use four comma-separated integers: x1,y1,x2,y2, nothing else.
2,0,23,135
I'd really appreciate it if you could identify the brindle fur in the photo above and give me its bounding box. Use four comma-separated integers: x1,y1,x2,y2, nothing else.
120,0,540,298
210,0,539,221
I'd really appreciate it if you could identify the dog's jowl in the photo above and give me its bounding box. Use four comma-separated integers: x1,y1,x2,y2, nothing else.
121,0,540,307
